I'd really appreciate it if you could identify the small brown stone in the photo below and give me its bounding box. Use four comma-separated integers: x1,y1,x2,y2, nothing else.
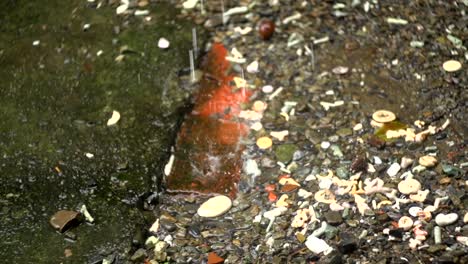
438,177,451,184
49,210,81,233
367,135,385,149
281,184,299,193
350,156,368,173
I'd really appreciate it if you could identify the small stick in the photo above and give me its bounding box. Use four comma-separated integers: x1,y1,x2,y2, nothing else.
221,0,225,25
310,42,315,71
189,50,195,82
192,28,198,57
201,0,205,15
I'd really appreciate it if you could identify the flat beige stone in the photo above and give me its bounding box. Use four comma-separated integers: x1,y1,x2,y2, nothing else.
197,195,232,218
418,155,437,167
442,60,462,72
398,179,421,194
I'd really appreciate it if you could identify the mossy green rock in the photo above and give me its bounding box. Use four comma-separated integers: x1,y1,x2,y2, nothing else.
275,144,298,163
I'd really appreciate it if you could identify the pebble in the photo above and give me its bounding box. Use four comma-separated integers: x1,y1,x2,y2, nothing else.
337,232,358,254
464,212,468,223
49,210,81,233
305,235,331,254
386,163,401,177
246,60,259,73
197,195,232,217
400,157,413,169
158,38,170,49
258,19,275,40
262,85,274,93
435,213,458,226
372,110,396,123
256,136,273,149
321,141,331,149
418,155,437,167
408,206,422,217
324,211,343,226
398,216,413,230
398,178,421,194
442,60,462,72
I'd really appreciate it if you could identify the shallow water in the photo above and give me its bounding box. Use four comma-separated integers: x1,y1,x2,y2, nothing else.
0,1,205,262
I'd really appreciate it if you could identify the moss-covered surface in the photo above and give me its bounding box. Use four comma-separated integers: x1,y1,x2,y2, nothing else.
0,1,205,262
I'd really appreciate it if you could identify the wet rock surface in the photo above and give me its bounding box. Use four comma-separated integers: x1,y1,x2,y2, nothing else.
0,0,206,262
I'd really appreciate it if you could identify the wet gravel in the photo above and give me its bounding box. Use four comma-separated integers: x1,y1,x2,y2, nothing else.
142,0,466,263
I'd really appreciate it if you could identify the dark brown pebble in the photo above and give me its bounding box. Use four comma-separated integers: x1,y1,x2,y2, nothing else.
258,19,275,40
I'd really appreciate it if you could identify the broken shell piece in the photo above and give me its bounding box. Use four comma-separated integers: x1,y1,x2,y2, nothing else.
182,0,198,9
107,110,121,126
418,156,437,167
354,194,371,215
305,235,331,254
398,216,414,231
279,177,300,186
149,219,160,233
234,26,252,35
298,188,312,199
417,211,432,221
246,60,259,73
158,38,170,49
252,100,267,112
233,76,247,88
256,137,273,149
80,205,94,223
409,238,422,250
409,190,429,202
464,212,468,223
239,110,262,121
270,130,289,141
329,202,344,211
435,213,458,226
442,60,462,72
414,120,425,128
353,123,363,131
314,190,336,204
291,209,309,228
370,120,384,128
116,4,129,14
276,194,289,207
398,179,421,194
387,163,401,177
250,122,263,131
372,110,396,123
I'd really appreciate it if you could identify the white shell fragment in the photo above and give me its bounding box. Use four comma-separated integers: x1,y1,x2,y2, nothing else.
158,38,170,49
386,163,401,177
116,4,129,15
435,213,458,226
80,204,95,223
197,195,232,217
442,60,462,72
182,0,198,9
332,66,349,75
408,206,423,217
246,60,259,73
107,110,121,126
305,235,331,254
372,110,396,123
262,85,274,94
398,216,413,231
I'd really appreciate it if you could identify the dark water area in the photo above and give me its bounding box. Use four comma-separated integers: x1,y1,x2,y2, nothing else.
0,0,205,262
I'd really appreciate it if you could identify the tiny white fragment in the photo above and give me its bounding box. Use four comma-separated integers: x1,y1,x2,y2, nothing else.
107,110,121,126
182,0,198,9
80,205,95,223
164,154,175,176
158,38,170,49
246,60,259,73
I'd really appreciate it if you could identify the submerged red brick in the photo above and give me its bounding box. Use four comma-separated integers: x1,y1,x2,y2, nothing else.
166,43,252,198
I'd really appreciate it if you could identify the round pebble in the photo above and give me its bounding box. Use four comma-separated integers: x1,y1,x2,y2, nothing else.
252,100,267,112
398,179,421,194
256,137,273,149
398,216,413,231
321,141,331,149
258,19,275,40
409,206,423,217
158,38,170,49
435,213,458,226
418,155,437,167
372,110,396,123
442,60,462,72
197,195,232,218
262,85,274,93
